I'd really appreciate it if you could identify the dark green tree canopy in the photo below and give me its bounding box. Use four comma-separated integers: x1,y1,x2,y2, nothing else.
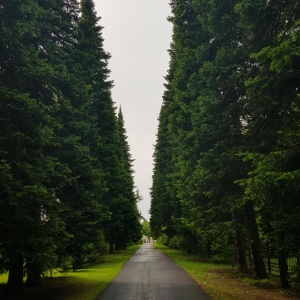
151,0,300,286
0,0,141,295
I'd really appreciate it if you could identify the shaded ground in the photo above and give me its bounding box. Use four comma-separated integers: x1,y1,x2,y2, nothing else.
0,245,140,300
198,268,299,300
156,245,300,300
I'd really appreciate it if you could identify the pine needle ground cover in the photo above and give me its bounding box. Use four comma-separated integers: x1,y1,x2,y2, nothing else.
155,244,299,300
0,245,139,300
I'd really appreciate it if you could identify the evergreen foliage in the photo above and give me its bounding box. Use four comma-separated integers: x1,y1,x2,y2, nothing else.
115,108,142,249
142,221,151,240
151,0,300,288
0,0,141,295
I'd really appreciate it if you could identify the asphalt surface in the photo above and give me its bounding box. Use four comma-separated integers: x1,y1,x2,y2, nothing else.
96,243,210,300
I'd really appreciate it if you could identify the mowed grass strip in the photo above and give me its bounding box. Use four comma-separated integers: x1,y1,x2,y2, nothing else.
0,244,140,300
154,244,299,300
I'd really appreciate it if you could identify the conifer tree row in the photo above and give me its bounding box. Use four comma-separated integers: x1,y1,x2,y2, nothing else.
0,0,141,295
151,0,300,288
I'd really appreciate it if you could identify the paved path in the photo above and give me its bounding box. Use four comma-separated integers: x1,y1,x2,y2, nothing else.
96,243,210,300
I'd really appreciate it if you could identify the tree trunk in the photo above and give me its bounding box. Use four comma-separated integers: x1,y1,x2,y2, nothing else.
6,253,24,296
206,239,212,259
278,251,291,288
115,234,120,251
244,201,268,279
26,260,42,286
233,213,248,273
108,233,114,254
266,240,271,274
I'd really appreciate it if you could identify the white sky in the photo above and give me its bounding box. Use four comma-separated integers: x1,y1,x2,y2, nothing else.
94,0,172,220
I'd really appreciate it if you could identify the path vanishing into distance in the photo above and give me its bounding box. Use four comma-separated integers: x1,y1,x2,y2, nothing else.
96,243,210,300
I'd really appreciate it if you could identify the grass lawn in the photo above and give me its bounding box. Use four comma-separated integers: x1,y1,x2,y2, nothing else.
154,244,299,300
0,244,140,300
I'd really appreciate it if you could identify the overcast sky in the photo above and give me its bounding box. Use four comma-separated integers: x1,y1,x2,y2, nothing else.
94,1,172,220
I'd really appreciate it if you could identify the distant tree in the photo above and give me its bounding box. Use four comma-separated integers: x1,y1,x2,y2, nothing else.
135,188,143,203
150,98,177,240
142,221,151,241
115,108,142,249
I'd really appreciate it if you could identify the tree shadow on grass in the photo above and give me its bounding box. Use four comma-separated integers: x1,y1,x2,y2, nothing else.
0,276,78,300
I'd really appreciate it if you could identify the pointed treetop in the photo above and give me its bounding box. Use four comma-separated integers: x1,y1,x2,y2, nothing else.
80,0,98,20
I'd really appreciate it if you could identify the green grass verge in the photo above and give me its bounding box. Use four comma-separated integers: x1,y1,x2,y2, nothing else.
0,244,140,300
154,244,299,300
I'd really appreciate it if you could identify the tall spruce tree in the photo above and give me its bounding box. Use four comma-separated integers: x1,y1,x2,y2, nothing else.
50,0,119,267
73,0,137,254
77,0,117,254
116,108,141,248
150,100,176,239
186,0,252,273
